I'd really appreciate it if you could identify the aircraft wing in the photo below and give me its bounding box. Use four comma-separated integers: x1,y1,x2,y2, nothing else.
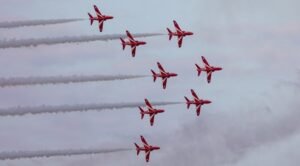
201,56,210,67
178,36,183,48
126,30,135,42
150,114,155,126
207,71,212,83
191,89,199,100
94,5,102,15
196,104,202,116
157,62,167,74
131,46,136,57
162,77,168,89
141,136,149,146
173,20,182,32
145,150,151,162
145,99,153,109
98,21,104,32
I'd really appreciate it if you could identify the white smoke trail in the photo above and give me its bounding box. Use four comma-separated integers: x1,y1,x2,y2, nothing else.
0,33,164,49
0,102,182,117
0,148,132,160
0,75,148,87
0,18,85,29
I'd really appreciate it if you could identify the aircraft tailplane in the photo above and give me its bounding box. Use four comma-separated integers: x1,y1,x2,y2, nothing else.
151,70,157,82
139,107,145,119
167,28,173,40
88,13,94,25
120,38,126,50
185,97,191,109
195,64,202,76
134,143,140,155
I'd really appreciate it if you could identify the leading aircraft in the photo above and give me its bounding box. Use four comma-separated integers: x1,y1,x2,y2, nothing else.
195,56,222,83
88,5,114,32
120,30,147,57
134,135,160,162
185,89,211,116
151,62,178,89
167,20,194,48
139,99,165,126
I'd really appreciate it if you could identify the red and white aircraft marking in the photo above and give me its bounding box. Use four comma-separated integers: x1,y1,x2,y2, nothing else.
151,62,178,90
88,5,113,32
167,20,194,48
185,89,212,116
120,30,147,57
134,135,160,162
195,56,222,83
139,99,165,126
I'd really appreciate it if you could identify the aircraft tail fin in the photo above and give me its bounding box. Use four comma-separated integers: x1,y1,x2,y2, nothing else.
151,70,157,82
139,107,145,119
88,13,94,25
167,28,173,40
120,38,126,50
195,64,202,76
184,97,191,109
134,143,140,155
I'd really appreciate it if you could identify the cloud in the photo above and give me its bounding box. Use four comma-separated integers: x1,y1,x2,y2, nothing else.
149,93,300,166
229,133,300,166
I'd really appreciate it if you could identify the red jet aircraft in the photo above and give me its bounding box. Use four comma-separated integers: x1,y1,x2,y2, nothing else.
167,20,194,48
185,89,211,116
88,5,113,32
134,135,160,162
139,99,165,126
120,30,147,57
151,62,178,89
195,56,222,83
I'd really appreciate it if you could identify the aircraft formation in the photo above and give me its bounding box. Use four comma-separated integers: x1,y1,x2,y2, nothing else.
0,4,223,163
88,4,223,162
87,4,223,162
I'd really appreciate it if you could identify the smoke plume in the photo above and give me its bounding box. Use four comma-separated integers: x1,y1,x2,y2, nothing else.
0,75,147,87
0,148,132,160
0,33,163,49
0,18,84,29
0,102,182,117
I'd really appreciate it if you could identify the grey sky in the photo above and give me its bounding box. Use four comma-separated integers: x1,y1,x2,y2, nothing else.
0,0,299,165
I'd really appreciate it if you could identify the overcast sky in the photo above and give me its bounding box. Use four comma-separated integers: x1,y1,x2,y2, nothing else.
0,0,299,165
